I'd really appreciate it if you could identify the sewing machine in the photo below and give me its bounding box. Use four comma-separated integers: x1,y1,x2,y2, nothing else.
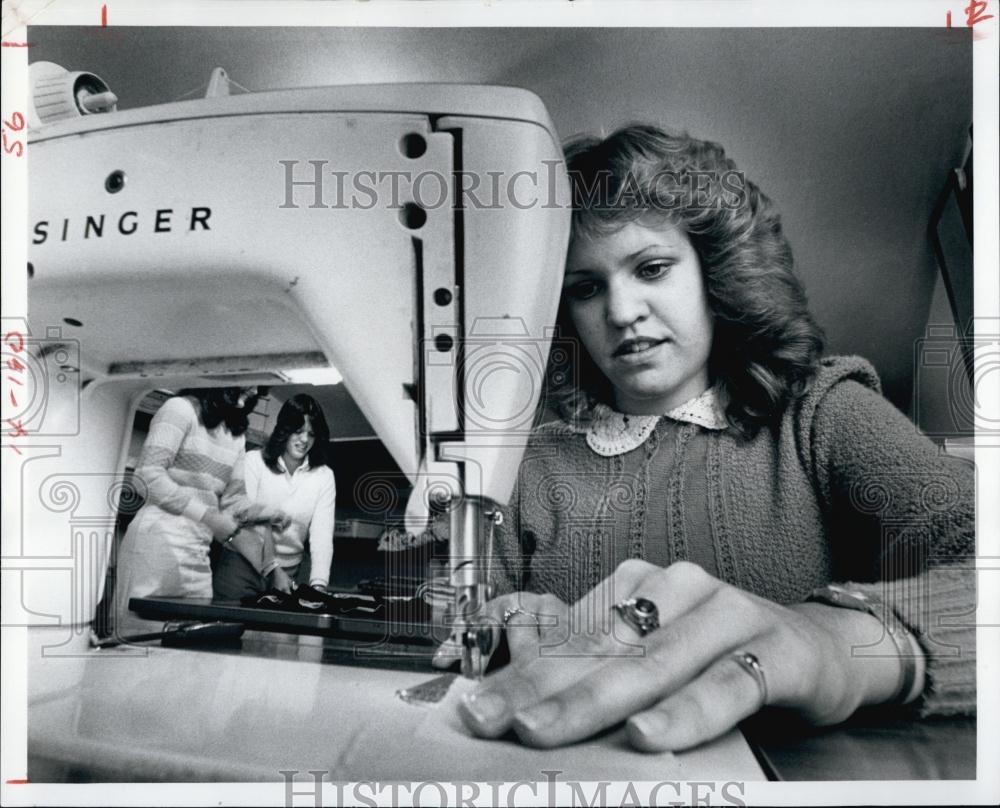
22,63,568,675
15,66,765,784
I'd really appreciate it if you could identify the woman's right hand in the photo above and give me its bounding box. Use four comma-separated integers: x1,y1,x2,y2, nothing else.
431,592,566,672
449,561,905,752
203,509,240,542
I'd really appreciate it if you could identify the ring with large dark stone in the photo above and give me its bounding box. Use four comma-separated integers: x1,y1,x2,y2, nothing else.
612,597,660,636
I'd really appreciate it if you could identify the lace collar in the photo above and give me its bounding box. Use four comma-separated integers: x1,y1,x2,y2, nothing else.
585,388,727,457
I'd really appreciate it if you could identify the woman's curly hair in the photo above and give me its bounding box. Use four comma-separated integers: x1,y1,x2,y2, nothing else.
548,124,824,437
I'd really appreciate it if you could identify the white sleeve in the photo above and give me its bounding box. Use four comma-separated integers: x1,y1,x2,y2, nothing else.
306,468,336,588
243,449,264,502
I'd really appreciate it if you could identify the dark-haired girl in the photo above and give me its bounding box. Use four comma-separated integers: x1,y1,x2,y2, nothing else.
447,125,975,752
212,394,336,600
114,387,287,634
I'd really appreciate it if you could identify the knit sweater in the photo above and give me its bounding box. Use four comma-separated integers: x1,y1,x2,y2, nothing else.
135,396,251,523
490,356,975,716
244,449,336,587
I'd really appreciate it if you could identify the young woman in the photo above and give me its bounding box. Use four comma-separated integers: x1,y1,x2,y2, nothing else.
212,393,336,601
114,387,287,634
446,125,975,752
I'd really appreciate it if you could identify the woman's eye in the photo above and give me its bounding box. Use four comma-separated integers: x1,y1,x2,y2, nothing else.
564,280,601,301
637,261,672,280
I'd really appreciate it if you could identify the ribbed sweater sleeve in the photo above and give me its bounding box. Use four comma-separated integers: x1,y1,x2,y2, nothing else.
809,377,976,715
135,397,209,522
219,443,252,519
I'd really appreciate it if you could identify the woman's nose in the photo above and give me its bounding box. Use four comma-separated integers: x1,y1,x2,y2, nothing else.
605,280,647,328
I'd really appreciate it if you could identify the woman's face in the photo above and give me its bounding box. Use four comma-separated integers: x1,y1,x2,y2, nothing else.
283,416,315,463
564,220,714,415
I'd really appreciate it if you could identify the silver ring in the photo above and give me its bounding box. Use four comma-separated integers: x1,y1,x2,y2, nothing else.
502,606,528,625
612,597,660,636
731,651,768,709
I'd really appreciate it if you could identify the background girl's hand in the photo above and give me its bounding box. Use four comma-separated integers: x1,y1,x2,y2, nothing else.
234,503,291,531
457,560,904,751
203,509,240,542
268,510,292,531
268,566,294,594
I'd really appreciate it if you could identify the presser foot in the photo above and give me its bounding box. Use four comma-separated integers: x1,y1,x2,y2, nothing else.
396,673,459,705
460,623,496,679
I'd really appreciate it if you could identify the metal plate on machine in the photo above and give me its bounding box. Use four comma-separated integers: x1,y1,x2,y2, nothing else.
128,596,438,643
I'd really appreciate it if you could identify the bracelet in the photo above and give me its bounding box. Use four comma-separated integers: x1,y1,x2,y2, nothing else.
805,584,924,705
223,528,242,545
901,630,927,704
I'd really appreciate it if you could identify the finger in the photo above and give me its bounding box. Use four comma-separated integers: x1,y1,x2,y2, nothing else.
507,585,772,747
626,650,769,752
460,625,602,738
459,563,730,743
505,595,568,661
431,596,507,671
458,659,551,738
570,560,720,645
431,632,462,669
503,609,543,661
432,592,564,670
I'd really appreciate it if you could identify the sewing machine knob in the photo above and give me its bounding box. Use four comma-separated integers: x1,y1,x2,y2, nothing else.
28,62,118,130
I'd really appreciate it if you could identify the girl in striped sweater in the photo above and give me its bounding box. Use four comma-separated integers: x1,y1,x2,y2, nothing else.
114,387,288,635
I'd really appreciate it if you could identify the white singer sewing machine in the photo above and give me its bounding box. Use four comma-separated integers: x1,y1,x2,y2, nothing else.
14,66,763,784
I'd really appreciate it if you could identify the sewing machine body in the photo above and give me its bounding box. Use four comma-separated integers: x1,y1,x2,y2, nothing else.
21,82,568,652
10,79,771,785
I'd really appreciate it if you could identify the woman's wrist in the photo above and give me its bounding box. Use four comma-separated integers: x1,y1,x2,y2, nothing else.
790,601,914,711
802,585,926,706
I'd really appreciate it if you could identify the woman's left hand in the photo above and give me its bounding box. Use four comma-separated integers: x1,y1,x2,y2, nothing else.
457,560,903,751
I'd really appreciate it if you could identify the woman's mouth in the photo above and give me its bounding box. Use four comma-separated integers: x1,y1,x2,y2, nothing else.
612,337,668,362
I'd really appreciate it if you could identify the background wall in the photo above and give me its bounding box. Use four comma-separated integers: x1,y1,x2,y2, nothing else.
28,26,973,426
